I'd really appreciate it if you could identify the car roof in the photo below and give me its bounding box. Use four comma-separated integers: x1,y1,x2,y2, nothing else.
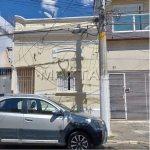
0,94,46,99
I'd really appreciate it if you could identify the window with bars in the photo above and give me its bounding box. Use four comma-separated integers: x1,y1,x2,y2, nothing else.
17,67,35,94
57,72,76,91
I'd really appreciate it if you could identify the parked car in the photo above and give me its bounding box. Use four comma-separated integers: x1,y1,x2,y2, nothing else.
0,94,107,149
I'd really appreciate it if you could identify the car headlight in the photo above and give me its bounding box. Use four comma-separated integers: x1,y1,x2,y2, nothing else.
85,119,105,129
93,120,101,128
85,118,91,124
99,119,105,125
92,119,105,129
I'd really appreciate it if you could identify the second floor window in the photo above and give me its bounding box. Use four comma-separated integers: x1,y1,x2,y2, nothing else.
113,4,149,32
57,72,76,91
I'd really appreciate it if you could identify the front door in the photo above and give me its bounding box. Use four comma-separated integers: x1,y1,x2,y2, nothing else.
22,98,64,144
109,73,127,119
0,69,11,94
0,98,24,143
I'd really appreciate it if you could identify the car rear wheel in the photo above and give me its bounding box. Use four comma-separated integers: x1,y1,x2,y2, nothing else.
67,131,91,149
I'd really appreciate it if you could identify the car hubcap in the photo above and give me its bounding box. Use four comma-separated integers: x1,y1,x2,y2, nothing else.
71,135,88,149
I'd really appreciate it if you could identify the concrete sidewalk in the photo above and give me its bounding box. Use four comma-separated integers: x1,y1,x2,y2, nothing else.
107,120,149,144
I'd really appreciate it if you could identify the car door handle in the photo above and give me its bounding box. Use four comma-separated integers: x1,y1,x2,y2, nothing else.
25,118,33,122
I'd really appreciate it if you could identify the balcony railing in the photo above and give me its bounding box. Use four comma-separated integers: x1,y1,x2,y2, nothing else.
112,13,149,32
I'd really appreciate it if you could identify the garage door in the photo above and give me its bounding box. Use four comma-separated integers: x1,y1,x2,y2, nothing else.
109,73,127,119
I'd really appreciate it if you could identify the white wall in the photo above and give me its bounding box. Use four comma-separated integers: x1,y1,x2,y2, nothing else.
0,16,13,52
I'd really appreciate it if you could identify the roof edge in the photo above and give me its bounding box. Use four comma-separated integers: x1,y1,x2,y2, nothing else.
15,15,98,26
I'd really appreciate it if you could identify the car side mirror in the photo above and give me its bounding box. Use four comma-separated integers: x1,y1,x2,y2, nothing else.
52,109,62,116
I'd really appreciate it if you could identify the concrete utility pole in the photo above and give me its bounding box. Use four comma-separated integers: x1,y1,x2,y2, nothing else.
98,0,110,136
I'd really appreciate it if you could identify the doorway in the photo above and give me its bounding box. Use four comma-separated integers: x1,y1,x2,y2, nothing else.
0,68,12,94
109,73,127,119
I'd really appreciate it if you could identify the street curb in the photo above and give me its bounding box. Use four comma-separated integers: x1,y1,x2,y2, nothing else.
107,140,149,145
110,120,149,123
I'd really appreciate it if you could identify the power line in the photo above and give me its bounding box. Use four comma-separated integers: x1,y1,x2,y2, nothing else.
0,0,94,16
12,0,75,65
17,22,81,84
19,32,57,85
14,34,76,63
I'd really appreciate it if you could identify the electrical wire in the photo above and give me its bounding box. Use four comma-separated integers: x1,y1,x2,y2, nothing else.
1,2,149,97
0,0,94,16
19,33,78,86
14,0,75,64
14,34,75,64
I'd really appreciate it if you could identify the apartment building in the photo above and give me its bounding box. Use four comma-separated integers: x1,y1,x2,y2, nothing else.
94,0,149,120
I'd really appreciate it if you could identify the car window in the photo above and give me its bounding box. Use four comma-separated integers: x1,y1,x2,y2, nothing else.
0,98,23,113
45,97,71,111
27,99,57,115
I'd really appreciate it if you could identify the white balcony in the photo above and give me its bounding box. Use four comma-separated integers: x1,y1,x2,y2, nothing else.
112,13,149,32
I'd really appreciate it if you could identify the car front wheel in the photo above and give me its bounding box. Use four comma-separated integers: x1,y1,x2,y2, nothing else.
67,131,91,149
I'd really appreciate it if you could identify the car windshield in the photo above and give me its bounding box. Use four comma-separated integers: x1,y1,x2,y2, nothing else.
45,97,72,112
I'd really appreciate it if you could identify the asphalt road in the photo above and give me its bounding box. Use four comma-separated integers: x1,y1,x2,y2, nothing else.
0,143,149,149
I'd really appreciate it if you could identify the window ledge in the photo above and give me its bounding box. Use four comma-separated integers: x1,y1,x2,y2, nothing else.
55,91,86,96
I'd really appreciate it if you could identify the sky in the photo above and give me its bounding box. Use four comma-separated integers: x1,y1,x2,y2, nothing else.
0,0,94,24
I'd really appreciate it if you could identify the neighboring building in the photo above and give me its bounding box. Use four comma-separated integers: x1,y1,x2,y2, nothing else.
94,0,149,120
13,15,101,117
0,16,13,94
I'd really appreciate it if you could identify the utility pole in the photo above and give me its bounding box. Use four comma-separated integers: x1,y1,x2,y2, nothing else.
98,0,110,136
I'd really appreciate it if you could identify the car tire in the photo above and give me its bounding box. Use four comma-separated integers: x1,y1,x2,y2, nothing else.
67,131,91,149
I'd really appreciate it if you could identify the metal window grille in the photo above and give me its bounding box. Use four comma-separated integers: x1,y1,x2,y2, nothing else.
17,67,35,94
57,72,76,91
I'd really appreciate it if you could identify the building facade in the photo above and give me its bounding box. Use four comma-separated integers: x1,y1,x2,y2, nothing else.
94,0,149,120
0,16,13,94
13,16,101,117
12,0,149,120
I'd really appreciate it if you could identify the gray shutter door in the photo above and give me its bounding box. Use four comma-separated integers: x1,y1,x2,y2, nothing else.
0,68,11,94
4,76,11,94
126,72,149,120
109,74,126,119
0,76,4,94
0,76,11,94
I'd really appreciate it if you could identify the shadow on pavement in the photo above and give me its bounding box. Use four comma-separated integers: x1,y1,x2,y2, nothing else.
94,145,116,149
0,144,116,149
0,143,149,149
0,144,64,149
